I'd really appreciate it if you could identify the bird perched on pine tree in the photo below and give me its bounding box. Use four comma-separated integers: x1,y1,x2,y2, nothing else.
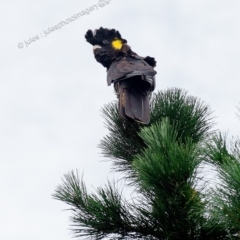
85,27,157,124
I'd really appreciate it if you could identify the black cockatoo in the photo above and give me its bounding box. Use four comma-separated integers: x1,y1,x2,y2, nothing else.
85,27,157,124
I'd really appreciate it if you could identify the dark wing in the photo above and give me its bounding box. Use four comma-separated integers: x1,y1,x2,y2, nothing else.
111,56,156,124
107,55,157,86
119,44,156,67
115,81,151,124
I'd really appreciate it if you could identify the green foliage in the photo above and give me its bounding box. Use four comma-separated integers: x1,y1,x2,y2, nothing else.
53,171,165,239
150,88,214,144
132,119,207,239
204,133,235,166
100,102,144,174
53,171,134,239
204,134,240,237
99,88,214,175
53,88,240,239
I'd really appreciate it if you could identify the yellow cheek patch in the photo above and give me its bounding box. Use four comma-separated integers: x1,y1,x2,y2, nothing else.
112,39,123,50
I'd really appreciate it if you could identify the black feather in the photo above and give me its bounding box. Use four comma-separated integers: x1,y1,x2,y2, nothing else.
85,27,157,124
85,27,127,46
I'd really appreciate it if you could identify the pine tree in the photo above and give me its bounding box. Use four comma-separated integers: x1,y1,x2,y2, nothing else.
53,88,240,239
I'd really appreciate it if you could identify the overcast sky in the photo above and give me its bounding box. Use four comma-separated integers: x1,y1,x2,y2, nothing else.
1,0,240,239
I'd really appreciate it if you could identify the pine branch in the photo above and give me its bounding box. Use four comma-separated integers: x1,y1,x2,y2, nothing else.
53,171,163,239
204,133,240,238
132,119,208,239
53,88,227,239
99,88,215,177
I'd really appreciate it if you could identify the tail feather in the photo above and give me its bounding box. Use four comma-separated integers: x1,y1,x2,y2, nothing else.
130,89,150,124
116,81,150,124
118,83,134,121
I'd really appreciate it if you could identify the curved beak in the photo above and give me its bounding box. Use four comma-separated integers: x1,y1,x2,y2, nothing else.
93,45,102,51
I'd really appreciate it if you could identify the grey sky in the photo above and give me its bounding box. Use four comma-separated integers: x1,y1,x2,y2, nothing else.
1,0,240,239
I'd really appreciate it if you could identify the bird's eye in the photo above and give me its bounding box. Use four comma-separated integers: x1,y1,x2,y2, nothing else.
103,40,108,45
